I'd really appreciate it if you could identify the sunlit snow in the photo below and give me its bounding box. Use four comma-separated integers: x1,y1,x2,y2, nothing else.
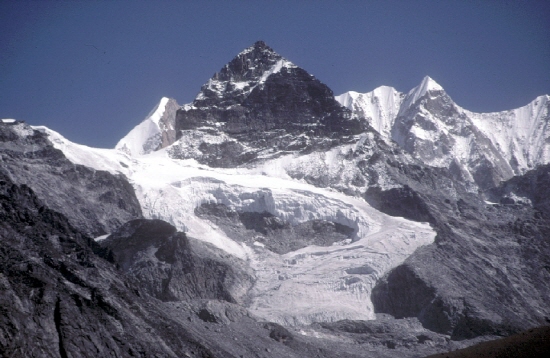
115,97,173,156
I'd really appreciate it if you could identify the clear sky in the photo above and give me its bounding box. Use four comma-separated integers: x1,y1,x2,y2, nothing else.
1,0,549,148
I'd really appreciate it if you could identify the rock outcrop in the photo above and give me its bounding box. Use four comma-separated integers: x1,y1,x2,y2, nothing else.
0,121,141,236
101,218,255,304
370,164,550,339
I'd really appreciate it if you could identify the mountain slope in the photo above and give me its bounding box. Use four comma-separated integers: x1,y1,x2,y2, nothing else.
116,97,180,156
335,86,404,140
464,95,550,174
0,172,219,357
0,121,141,237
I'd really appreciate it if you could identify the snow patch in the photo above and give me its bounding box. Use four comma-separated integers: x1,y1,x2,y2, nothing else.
94,234,110,242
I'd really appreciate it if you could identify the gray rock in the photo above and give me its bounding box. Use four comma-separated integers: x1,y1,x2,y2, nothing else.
101,218,255,304
370,164,550,339
171,41,366,166
0,122,141,236
195,202,354,254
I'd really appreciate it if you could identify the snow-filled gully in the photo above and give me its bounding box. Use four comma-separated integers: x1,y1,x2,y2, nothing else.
41,127,436,326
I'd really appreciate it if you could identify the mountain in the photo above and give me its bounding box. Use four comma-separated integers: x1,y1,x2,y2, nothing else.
0,121,141,237
2,42,550,357
335,85,404,139
337,76,550,190
169,41,367,167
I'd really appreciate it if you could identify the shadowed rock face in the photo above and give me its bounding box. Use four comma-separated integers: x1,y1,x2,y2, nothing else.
0,122,142,236
425,326,550,358
2,172,454,358
0,173,216,358
369,164,550,340
101,219,255,304
172,41,367,166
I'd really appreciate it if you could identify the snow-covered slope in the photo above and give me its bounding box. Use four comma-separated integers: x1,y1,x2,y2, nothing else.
40,126,435,326
115,97,179,156
337,76,550,188
463,95,550,173
335,86,404,139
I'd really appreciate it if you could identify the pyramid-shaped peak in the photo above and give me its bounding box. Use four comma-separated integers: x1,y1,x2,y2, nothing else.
402,76,446,109
238,40,277,56
419,76,444,93
194,41,297,106
218,41,286,82
251,40,271,51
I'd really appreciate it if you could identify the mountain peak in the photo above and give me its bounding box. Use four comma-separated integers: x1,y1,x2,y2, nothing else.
402,76,445,109
417,75,444,94
239,40,272,54
193,42,295,107
216,41,284,82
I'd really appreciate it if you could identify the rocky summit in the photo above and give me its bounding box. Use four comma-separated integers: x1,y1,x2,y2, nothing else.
1,42,549,357
171,41,367,167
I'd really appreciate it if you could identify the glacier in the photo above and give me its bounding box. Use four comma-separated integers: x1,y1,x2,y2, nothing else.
38,125,435,326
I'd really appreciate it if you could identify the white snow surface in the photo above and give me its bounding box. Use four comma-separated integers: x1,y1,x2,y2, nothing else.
38,126,436,326
1,118,17,123
337,78,550,179
402,76,444,110
461,95,550,173
336,86,403,139
115,97,175,156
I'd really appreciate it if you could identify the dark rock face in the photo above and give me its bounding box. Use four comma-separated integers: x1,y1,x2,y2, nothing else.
101,219,255,304
0,122,142,236
365,185,435,223
370,164,550,340
172,41,366,166
426,326,550,358
155,98,180,151
195,202,354,254
0,173,216,357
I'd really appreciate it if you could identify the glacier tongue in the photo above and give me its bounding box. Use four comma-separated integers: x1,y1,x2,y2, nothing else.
40,127,436,326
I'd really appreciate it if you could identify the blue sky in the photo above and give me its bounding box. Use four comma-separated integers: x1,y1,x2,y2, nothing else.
1,0,549,148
